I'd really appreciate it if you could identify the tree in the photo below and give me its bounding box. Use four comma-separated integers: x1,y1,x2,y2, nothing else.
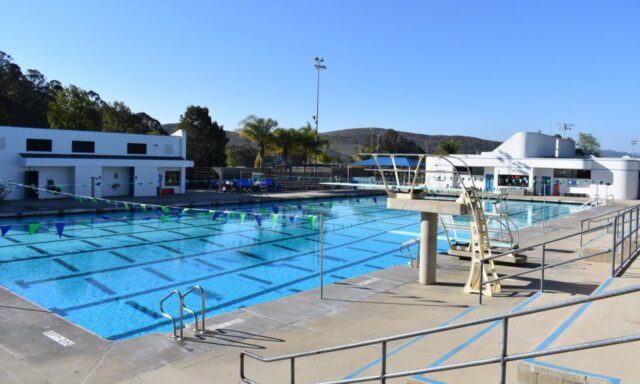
436,139,461,155
272,128,300,165
47,85,103,131
576,132,601,157
378,129,424,153
226,144,258,167
177,105,228,166
102,101,137,133
134,112,165,135
238,115,278,167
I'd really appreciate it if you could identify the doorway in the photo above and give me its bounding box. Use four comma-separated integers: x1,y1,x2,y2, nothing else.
485,174,494,192
24,171,39,199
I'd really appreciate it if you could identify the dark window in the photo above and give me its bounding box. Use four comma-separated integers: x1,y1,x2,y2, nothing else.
498,174,529,187
26,139,52,152
553,169,591,179
164,170,180,186
127,143,147,154
455,166,484,176
72,140,95,153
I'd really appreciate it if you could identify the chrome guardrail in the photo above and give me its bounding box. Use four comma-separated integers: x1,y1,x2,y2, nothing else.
159,285,207,340
240,284,640,384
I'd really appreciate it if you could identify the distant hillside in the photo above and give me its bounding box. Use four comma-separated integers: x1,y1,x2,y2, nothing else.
319,127,500,158
163,124,501,160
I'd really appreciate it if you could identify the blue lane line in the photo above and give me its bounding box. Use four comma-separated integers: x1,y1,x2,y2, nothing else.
526,276,621,384
342,305,480,381
412,292,543,383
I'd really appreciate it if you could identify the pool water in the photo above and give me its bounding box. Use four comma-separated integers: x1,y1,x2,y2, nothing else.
0,196,583,340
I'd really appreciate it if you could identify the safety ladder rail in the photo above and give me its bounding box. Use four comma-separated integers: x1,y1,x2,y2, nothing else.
158,285,207,340
240,284,640,384
159,290,184,340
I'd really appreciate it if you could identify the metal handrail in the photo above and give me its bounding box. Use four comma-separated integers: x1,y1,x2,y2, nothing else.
183,285,206,334
240,284,640,384
159,290,184,340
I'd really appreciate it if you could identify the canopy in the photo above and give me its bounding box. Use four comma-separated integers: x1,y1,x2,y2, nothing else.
353,157,419,167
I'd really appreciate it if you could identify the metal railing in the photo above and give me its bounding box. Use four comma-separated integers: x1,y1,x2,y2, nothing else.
579,204,636,247
240,284,640,384
480,204,640,304
158,285,207,340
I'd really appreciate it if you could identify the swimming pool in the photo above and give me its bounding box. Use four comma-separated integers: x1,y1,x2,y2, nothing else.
0,196,583,340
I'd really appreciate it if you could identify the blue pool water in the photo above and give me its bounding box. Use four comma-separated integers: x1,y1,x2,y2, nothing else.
0,196,583,340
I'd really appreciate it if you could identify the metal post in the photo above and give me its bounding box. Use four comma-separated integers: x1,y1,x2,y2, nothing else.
621,212,626,269
611,216,618,277
319,211,324,299
636,206,639,254
629,210,633,262
290,358,295,384
540,243,546,293
381,341,387,384
179,294,184,340
580,220,584,248
500,318,509,384
479,258,484,305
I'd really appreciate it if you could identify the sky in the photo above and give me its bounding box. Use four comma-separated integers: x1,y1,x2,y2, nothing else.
1,0,639,151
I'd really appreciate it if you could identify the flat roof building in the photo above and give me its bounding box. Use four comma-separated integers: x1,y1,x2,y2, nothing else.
427,132,640,200
0,126,194,200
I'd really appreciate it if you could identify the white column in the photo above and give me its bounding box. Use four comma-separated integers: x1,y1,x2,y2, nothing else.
419,212,439,285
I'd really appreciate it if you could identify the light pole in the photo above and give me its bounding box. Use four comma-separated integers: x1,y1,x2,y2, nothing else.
557,122,574,137
313,57,327,169
631,140,638,158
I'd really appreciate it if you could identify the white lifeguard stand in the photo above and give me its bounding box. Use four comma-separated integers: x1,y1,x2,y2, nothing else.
369,153,501,296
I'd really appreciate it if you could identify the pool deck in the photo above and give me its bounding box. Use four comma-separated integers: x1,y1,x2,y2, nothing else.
0,200,638,383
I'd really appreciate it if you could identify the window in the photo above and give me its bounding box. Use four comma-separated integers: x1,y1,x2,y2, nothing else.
127,143,147,154
164,144,174,155
455,166,484,176
26,138,52,152
553,169,591,179
498,174,529,187
72,140,95,153
164,170,180,186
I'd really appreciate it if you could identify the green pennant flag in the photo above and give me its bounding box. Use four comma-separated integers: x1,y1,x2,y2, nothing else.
124,202,129,210
76,196,84,203
309,215,317,230
271,213,279,229
230,211,236,219
260,207,267,214
182,208,190,215
162,206,169,213
161,215,169,223
91,197,98,204
78,220,89,225
327,201,333,209
28,223,40,235
141,204,147,213
197,212,205,219
240,212,246,225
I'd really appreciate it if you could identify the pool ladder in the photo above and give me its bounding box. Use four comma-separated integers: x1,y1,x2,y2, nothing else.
159,285,206,341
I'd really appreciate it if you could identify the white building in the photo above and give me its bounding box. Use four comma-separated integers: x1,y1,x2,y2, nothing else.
0,126,193,200
427,132,640,200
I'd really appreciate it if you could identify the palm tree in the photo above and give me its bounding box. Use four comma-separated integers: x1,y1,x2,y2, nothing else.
297,123,329,164
238,115,278,167
436,139,461,155
272,128,299,166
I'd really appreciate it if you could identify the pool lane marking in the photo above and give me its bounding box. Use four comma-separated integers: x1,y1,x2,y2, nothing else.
343,305,479,380
85,278,116,295
27,245,50,255
193,258,224,270
271,244,298,252
105,236,419,340
239,273,273,286
127,234,148,242
331,233,359,239
236,250,265,260
413,292,543,383
347,247,377,254
157,244,184,255
279,263,315,273
125,301,163,319
81,240,102,248
110,251,135,263
46,219,419,314
43,331,75,347
0,209,414,263
52,258,79,272
144,267,174,282
200,238,224,247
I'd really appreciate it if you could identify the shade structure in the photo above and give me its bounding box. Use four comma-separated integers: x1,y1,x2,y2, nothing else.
353,157,419,167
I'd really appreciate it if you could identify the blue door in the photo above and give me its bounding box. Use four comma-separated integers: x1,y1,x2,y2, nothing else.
485,174,494,192
542,176,551,195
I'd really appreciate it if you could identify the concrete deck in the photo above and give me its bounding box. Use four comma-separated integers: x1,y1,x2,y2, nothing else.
0,201,637,383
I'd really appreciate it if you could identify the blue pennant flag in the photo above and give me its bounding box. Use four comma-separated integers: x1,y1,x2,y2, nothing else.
271,206,279,214
289,215,297,226
255,214,262,227
355,199,360,203
54,222,66,238
320,202,324,207
114,201,119,208
297,205,302,210
373,197,378,204
101,216,111,220
224,211,230,222
0,225,11,237
213,211,222,220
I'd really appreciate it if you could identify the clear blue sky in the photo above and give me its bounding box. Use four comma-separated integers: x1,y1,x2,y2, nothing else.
1,0,639,150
